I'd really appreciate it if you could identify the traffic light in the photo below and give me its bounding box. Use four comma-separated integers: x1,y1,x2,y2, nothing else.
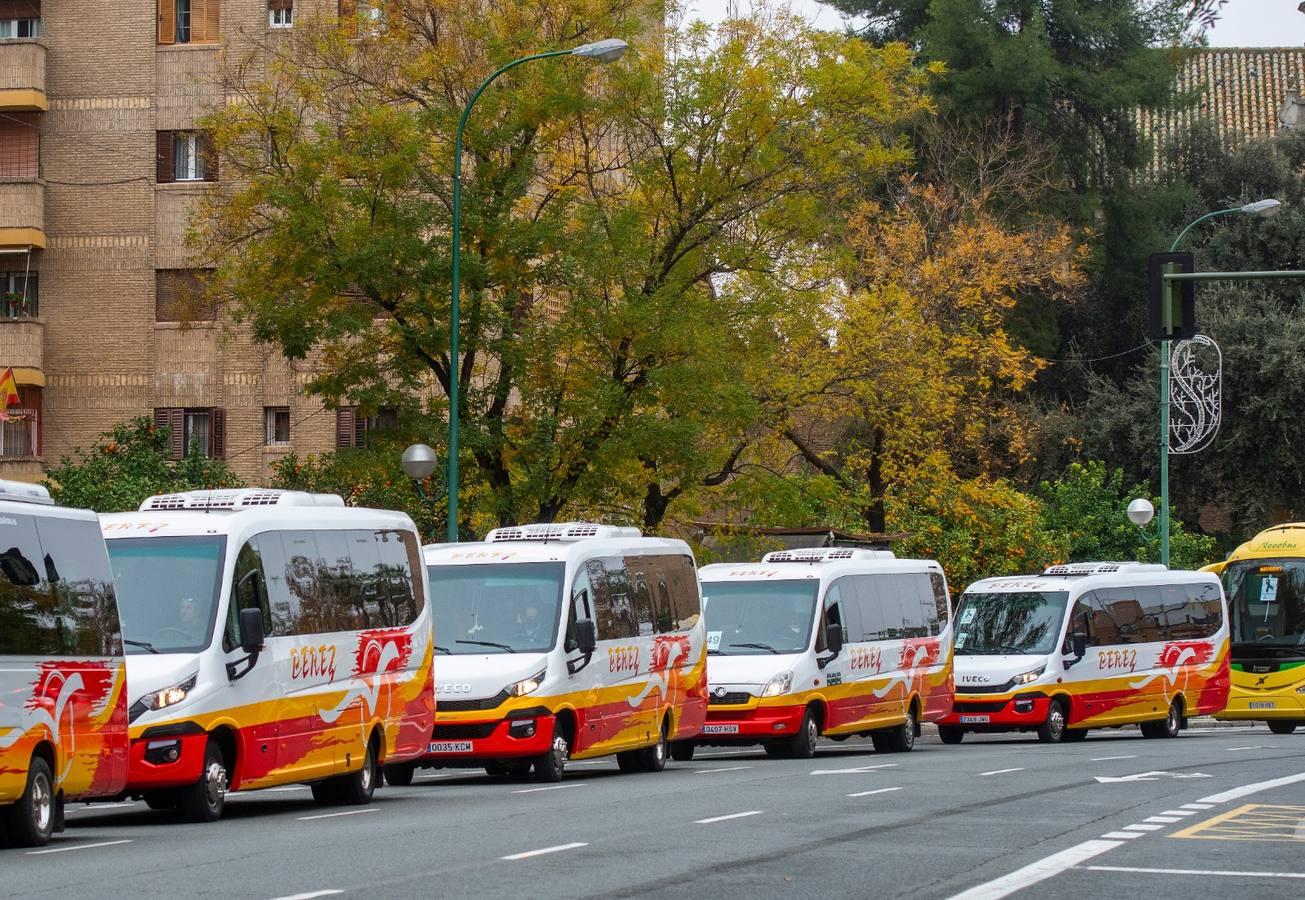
1149,251,1196,340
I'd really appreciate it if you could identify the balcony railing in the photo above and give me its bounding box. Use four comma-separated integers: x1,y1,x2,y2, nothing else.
0,180,43,247
0,41,45,111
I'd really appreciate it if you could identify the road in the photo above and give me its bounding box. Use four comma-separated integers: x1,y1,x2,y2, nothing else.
6,725,1305,899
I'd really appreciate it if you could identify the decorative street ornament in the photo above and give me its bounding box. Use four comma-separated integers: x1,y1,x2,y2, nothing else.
1169,334,1222,455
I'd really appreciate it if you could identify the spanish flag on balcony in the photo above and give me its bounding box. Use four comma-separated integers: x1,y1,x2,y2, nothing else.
0,367,20,419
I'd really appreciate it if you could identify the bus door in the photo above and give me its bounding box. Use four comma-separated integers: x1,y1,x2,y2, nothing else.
819,581,862,730
589,557,648,749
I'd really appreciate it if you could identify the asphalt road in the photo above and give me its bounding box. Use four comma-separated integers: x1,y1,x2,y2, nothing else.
6,724,1305,899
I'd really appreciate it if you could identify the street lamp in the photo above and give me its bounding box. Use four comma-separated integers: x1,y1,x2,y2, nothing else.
1127,498,1155,526
401,443,438,481
445,37,628,542
1158,198,1281,566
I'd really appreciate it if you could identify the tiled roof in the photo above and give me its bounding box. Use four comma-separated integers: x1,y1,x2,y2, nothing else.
1137,47,1305,158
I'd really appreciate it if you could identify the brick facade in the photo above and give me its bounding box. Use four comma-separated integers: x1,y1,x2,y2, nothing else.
0,0,344,484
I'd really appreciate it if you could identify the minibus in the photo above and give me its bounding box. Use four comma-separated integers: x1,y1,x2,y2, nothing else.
409,522,706,783
940,562,1229,743
1205,524,1305,732
0,481,128,847
689,548,954,758
99,489,434,821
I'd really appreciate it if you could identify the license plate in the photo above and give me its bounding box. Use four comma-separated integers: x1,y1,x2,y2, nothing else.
959,715,990,724
701,724,740,735
1249,701,1277,710
427,741,473,753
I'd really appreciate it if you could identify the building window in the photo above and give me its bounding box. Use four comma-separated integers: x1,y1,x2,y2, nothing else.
0,18,39,38
158,0,218,45
268,0,292,27
335,406,397,449
0,1,42,39
156,131,217,185
156,269,216,322
265,407,290,445
338,0,383,36
0,271,36,318
0,383,39,458
154,407,226,459
0,112,38,180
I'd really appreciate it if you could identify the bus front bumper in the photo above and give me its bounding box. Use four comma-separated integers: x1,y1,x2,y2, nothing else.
126,724,209,791
418,710,554,764
1214,693,1305,721
940,694,1052,731
693,703,806,743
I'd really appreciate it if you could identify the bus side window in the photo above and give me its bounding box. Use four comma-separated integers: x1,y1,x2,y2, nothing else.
566,568,592,653
225,537,271,652
820,582,845,650
1065,597,1092,652
598,557,637,640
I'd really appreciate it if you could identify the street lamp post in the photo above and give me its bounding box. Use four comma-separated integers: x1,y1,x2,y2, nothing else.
445,37,628,542
1158,199,1281,566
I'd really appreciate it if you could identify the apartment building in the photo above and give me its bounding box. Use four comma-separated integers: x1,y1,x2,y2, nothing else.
0,0,379,485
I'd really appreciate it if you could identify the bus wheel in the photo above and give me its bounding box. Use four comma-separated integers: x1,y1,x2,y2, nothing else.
938,726,964,745
533,720,571,783
616,750,643,773
872,706,917,753
1037,701,1067,744
383,763,417,787
762,740,787,757
332,740,379,805
640,720,669,773
788,707,819,759
670,741,696,762
1140,700,1182,739
1063,728,1088,742
3,756,54,847
178,739,228,823
1268,721,1298,735
143,790,178,811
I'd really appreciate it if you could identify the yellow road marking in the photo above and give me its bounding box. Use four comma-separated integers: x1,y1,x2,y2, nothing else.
1170,804,1305,842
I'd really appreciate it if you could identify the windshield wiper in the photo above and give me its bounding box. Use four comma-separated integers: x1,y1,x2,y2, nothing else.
707,648,721,655
456,639,516,653
729,642,780,655
124,639,159,655
434,644,451,654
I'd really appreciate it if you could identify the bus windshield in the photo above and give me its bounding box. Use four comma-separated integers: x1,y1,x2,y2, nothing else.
1224,559,1305,652
427,562,564,654
953,591,1070,656
701,579,819,655
107,536,226,655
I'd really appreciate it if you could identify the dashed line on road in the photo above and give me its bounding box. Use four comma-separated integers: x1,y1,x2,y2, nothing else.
946,839,1123,899
1082,865,1305,880
694,766,753,775
847,787,903,798
810,763,897,775
1100,832,1143,840
977,768,1024,777
269,891,344,900
1144,816,1185,823
1091,755,1137,762
1121,824,1164,832
296,808,379,822
1224,746,1264,752
1198,771,1305,805
1159,810,1198,817
501,842,588,860
27,839,133,856
1182,803,1215,810
512,783,588,794
695,810,763,824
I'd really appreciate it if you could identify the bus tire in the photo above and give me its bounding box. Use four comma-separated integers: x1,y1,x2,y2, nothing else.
143,790,178,811
1268,721,1298,735
874,706,917,753
938,726,964,745
670,741,696,762
616,750,643,773
1063,728,1089,742
178,739,228,823
331,738,379,805
640,720,669,773
762,740,787,757
788,706,819,759
1140,700,1181,739
533,720,572,783
1037,701,1068,744
3,755,54,847
383,762,416,787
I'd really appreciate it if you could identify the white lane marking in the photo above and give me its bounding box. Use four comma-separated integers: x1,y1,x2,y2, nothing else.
848,787,903,798
978,768,1024,776
1182,803,1215,810
696,766,753,775
1083,865,1305,880
1122,824,1164,832
1101,832,1143,840
1144,816,1184,823
296,808,379,821
269,891,344,900
512,783,588,794
501,842,588,861
68,802,134,811
945,839,1123,900
1223,746,1264,752
695,810,764,824
1095,771,1211,783
27,839,133,856
1199,772,1305,805
810,763,897,775
1091,755,1138,762
1160,810,1197,817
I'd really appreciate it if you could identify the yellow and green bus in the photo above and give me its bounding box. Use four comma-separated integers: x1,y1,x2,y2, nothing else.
1205,524,1305,733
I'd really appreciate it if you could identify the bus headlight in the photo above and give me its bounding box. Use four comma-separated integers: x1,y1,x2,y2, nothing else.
139,674,197,712
1013,666,1046,686
507,669,547,697
762,671,793,697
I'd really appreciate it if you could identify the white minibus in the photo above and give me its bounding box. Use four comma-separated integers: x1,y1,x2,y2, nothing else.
0,481,128,847
99,489,435,821
692,548,954,757
409,522,706,783
940,562,1230,743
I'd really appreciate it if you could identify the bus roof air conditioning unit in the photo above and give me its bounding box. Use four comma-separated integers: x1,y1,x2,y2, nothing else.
485,522,642,543
1042,562,1168,577
762,548,896,564
139,489,346,512
0,479,53,505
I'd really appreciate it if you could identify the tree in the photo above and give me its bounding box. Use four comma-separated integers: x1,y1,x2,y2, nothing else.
195,2,933,534
43,417,243,512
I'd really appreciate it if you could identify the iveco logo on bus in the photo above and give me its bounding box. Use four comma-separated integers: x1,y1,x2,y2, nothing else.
436,683,473,694
958,675,990,684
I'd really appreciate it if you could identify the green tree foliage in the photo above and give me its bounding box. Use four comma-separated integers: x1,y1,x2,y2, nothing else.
43,417,243,512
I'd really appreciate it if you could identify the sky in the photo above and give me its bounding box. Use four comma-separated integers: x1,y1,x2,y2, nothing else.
686,0,1305,47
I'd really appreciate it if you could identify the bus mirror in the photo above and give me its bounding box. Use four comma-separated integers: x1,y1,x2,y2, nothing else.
825,622,844,655
239,607,266,655
1071,631,1087,660
575,619,597,655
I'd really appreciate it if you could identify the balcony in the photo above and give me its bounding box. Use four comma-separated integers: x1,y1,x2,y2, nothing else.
0,41,45,111
0,316,42,372
0,180,42,248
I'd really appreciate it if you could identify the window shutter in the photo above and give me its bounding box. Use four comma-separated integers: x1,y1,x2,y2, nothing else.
155,408,184,461
338,0,357,36
156,131,175,184
210,408,226,459
157,0,175,44
201,132,219,183
268,0,292,10
0,1,41,18
354,412,367,448
205,0,220,44
336,407,357,448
